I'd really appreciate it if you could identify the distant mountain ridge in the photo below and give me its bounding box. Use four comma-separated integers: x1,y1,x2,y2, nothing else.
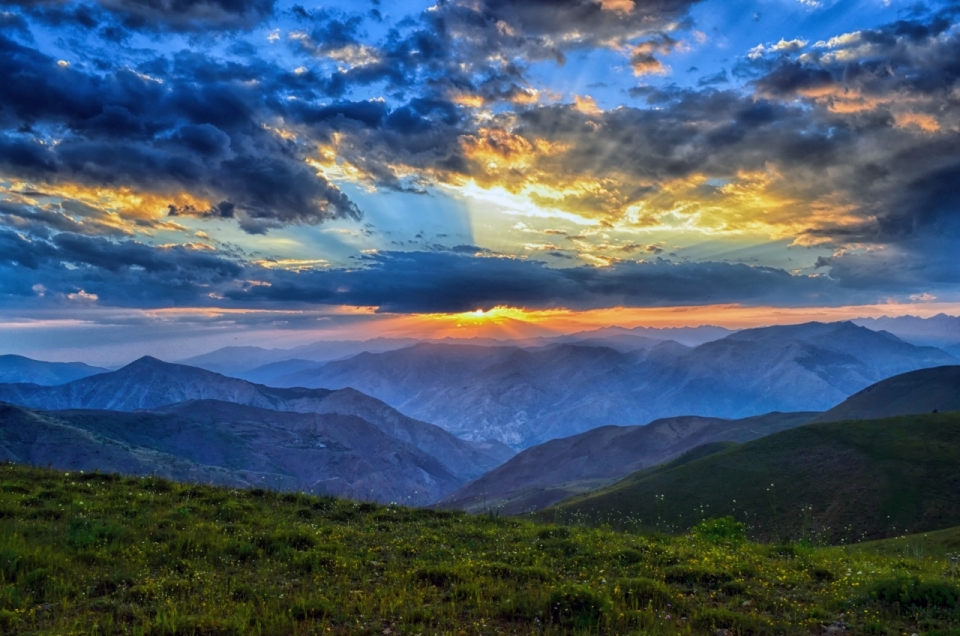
440,411,817,514
854,314,960,349
175,325,733,381
0,357,513,486
271,321,955,447
0,355,108,386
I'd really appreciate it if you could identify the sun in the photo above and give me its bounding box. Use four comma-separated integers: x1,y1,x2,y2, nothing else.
448,307,537,326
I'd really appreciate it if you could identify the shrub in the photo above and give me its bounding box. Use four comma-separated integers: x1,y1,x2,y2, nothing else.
536,538,580,557
291,598,332,620
23,567,52,598
615,548,645,565
722,580,748,596
0,609,19,631
868,576,960,609
65,519,123,549
693,608,768,634
664,565,734,588
536,527,571,541
614,577,675,608
547,584,609,628
693,516,747,544
416,566,463,588
0,549,22,581
482,562,553,583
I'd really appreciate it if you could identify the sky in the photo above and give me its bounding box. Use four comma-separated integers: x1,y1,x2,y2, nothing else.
1,0,960,363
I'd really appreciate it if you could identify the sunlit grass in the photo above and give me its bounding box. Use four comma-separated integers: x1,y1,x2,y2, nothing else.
0,463,957,635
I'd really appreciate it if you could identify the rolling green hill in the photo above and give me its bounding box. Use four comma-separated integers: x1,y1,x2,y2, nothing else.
1,462,958,635
854,524,960,560
543,412,960,544
815,365,960,423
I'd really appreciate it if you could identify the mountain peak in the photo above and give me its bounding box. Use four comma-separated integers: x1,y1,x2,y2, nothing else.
127,355,167,367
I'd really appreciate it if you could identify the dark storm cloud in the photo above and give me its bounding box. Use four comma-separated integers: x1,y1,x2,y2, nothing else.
0,228,245,304
5,0,275,32
0,34,361,233
289,0,701,103
0,231,867,311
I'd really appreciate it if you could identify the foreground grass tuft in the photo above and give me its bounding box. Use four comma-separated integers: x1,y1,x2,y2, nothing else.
0,463,958,634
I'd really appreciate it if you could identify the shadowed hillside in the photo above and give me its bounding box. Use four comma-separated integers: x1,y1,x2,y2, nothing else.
815,365,960,423
440,411,816,514
543,412,960,544
0,401,467,504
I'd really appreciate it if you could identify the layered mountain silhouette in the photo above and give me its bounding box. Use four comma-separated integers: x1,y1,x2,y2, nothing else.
271,322,955,447
0,355,108,386
439,412,816,514
179,326,733,379
0,357,513,492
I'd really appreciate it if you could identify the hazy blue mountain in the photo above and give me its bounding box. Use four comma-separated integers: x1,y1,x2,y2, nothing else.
0,400,462,504
0,355,108,386
440,411,817,514
549,324,733,348
278,322,955,448
178,339,421,374
177,326,729,379
0,357,513,482
854,314,960,349
815,365,960,423
236,359,322,385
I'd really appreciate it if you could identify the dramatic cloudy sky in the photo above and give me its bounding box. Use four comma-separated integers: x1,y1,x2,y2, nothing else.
2,0,960,362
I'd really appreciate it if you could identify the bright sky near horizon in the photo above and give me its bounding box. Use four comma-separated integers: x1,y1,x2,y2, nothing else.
1,0,959,363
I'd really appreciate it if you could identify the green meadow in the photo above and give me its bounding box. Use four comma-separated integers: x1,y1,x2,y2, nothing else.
1,462,958,635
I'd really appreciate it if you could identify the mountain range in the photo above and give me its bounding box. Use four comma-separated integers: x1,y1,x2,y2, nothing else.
267,322,955,447
0,357,513,501
177,325,734,383
854,314,960,352
0,355,108,386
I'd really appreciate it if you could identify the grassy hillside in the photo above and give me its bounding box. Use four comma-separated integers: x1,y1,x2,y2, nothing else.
815,365,960,423
1,463,959,635
854,525,960,560
543,412,960,544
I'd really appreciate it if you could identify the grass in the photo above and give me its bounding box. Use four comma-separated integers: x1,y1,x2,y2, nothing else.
0,463,958,635
540,412,960,544
854,526,960,560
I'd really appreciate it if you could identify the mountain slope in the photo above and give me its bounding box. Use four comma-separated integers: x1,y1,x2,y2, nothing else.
0,403,244,487
814,365,960,423
544,412,960,543
0,401,464,504
440,411,816,514
279,322,955,447
0,355,108,386
0,357,512,482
